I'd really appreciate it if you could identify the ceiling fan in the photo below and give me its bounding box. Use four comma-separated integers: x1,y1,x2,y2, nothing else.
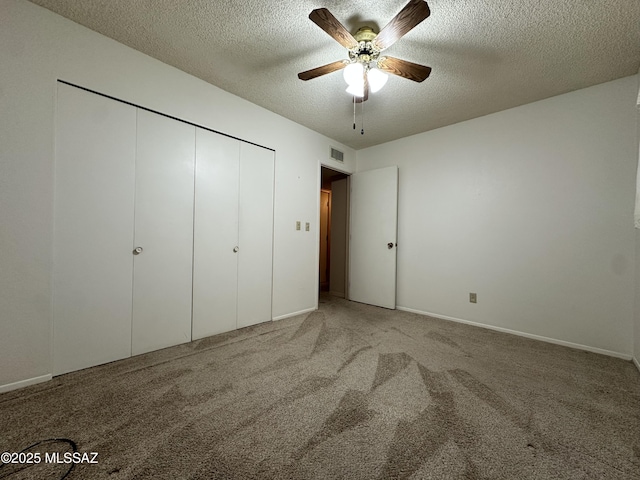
298,0,432,103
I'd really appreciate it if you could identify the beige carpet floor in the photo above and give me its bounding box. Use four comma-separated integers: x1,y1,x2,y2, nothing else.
1,295,639,479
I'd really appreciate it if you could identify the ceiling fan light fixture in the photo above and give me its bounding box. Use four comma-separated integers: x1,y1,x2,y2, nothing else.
346,84,365,98
367,67,388,93
343,62,364,86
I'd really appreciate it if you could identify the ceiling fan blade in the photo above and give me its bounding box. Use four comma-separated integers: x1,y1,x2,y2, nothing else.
309,8,359,49
355,71,369,103
298,60,348,81
373,0,431,51
378,56,432,82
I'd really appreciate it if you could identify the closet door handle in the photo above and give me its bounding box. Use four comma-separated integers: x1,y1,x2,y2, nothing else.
133,247,143,255
233,246,239,253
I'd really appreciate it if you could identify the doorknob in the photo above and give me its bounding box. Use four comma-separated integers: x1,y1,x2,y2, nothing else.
387,242,394,249
233,246,239,253
133,247,143,255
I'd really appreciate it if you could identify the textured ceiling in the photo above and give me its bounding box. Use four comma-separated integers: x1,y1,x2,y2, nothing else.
29,0,640,149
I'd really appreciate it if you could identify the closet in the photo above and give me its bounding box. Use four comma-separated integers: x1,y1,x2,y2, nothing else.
192,130,274,339
54,84,136,375
131,110,195,356
53,83,274,375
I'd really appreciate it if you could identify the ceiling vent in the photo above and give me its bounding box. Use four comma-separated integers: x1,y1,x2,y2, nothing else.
330,147,344,162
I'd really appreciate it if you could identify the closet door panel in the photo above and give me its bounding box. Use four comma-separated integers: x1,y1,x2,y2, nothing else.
193,129,240,339
132,110,195,355
237,144,274,328
53,83,136,375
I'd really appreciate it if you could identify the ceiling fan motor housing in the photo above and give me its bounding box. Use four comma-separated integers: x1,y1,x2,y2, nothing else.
350,27,381,68
354,26,377,42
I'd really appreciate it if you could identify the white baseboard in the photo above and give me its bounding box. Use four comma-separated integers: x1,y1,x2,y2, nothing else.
397,306,632,361
272,307,316,321
0,374,52,394
634,357,640,374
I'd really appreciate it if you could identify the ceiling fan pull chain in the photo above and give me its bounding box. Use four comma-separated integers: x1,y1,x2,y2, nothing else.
353,95,356,130
361,98,365,135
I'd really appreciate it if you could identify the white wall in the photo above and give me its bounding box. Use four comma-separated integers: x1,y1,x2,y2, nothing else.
0,0,355,390
357,76,638,357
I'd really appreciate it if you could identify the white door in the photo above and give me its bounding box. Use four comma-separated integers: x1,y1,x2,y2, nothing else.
192,128,240,339
53,83,136,375
237,143,275,328
349,166,398,309
132,110,195,355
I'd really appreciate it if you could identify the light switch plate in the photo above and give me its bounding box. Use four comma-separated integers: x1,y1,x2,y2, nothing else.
296,221,301,231
305,222,310,231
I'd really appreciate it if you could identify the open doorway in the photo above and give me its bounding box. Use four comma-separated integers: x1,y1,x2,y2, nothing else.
319,166,350,297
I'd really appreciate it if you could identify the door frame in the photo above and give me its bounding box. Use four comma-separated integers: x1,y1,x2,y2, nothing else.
317,164,351,307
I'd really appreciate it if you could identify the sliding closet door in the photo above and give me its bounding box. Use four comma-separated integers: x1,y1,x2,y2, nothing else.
53,83,136,375
192,129,240,339
132,110,195,355
237,143,275,328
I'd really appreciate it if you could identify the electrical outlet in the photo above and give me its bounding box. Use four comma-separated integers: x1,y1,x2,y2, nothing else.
470,293,477,303
296,221,301,231
305,222,310,231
